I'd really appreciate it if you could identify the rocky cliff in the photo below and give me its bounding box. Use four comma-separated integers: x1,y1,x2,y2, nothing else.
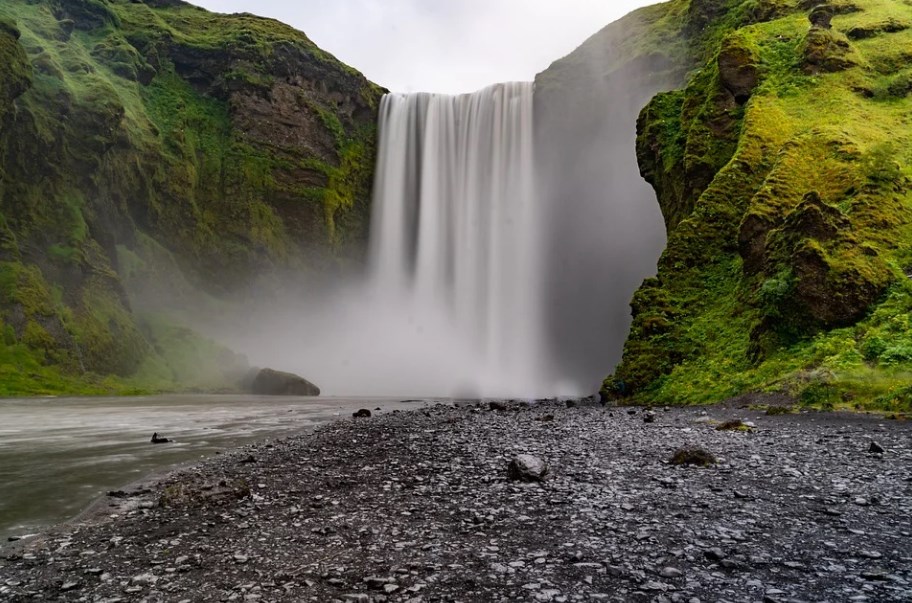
606,0,912,411
0,0,383,394
533,2,690,390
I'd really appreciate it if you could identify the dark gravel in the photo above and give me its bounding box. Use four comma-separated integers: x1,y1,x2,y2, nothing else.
1,400,911,602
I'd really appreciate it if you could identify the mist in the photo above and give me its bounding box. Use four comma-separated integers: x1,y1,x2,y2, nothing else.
534,36,684,392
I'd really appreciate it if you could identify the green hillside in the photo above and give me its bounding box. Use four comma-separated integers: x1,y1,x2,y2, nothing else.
610,0,912,412
0,0,382,395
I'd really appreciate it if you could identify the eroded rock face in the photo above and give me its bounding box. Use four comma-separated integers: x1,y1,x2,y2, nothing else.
846,18,911,39
789,247,887,327
809,5,836,29
804,26,858,73
747,192,894,359
251,368,321,397
718,36,760,104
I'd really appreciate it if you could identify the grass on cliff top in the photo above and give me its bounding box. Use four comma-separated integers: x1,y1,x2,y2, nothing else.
625,0,912,412
109,0,363,77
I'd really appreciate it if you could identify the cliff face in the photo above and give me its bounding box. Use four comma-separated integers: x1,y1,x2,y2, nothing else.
0,0,383,394
611,0,912,410
533,3,689,390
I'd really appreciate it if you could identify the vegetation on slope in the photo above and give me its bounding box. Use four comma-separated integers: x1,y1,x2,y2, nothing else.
0,0,383,396
610,0,912,411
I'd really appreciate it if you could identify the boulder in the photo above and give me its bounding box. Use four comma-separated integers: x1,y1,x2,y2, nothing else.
507,455,550,482
669,447,717,467
250,368,320,396
489,400,509,412
352,409,372,419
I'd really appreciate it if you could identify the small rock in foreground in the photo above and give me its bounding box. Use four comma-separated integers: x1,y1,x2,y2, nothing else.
716,420,752,432
508,454,550,482
669,446,717,467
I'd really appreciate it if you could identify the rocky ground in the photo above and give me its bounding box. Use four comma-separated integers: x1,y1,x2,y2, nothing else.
1,399,911,603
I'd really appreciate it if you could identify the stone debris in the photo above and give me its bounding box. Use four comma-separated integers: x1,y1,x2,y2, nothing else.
1,402,910,602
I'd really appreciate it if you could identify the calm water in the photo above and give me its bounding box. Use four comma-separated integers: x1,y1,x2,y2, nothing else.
0,394,419,542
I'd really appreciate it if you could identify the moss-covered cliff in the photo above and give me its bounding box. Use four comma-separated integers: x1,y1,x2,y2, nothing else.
609,0,912,411
0,0,383,395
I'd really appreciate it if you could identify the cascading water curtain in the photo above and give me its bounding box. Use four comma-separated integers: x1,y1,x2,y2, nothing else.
369,83,547,397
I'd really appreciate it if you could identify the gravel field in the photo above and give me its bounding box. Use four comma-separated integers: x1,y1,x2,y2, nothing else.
1,399,911,602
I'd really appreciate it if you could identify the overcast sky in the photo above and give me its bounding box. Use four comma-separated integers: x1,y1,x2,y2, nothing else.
188,0,660,93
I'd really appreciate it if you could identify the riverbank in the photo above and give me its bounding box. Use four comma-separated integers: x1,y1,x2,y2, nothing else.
0,395,419,542
1,400,910,602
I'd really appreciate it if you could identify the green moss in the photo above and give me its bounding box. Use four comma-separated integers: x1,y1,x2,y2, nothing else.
613,0,912,412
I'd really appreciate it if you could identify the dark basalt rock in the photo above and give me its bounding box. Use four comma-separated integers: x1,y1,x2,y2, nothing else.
670,447,717,467
507,454,550,482
750,191,892,345
352,409,372,419
716,420,752,432
51,0,120,32
250,368,320,397
150,433,172,444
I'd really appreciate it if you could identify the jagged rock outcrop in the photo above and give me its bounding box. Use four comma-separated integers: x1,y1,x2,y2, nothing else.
0,0,383,394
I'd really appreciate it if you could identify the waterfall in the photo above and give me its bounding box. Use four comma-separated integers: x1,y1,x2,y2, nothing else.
368,83,548,397
225,77,664,398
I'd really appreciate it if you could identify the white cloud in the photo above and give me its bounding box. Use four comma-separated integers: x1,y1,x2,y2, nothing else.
186,0,660,93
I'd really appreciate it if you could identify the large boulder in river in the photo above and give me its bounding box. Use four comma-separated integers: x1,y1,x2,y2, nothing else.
250,368,320,396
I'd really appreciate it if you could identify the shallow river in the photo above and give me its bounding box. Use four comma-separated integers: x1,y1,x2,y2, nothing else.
0,394,418,542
